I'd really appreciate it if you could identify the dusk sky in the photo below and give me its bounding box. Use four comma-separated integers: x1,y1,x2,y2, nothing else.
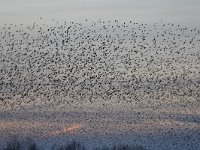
0,1,200,150
0,0,200,24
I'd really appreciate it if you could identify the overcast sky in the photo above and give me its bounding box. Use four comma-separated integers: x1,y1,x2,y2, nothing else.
0,0,200,25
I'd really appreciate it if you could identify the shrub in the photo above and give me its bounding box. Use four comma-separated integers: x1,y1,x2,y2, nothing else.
3,138,146,150
4,136,21,150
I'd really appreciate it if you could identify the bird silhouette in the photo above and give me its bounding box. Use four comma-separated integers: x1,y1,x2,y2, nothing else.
0,20,199,111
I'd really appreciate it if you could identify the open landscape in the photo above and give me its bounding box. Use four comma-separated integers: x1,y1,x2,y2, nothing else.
0,0,200,150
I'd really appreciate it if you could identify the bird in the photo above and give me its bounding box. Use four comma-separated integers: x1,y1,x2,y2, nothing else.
0,19,199,111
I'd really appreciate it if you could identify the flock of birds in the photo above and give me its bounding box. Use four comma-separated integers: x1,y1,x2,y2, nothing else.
0,20,200,110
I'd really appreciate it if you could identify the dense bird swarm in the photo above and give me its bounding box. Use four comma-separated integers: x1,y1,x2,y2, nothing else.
0,20,200,110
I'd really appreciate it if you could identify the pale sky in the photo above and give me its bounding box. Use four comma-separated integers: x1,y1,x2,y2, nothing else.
0,0,200,25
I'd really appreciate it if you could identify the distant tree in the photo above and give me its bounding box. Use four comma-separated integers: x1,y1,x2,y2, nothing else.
64,140,84,150
28,142,39,150
4,136,21,150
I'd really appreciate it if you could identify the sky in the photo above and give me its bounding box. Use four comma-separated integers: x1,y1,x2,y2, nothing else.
0,0,200,25
0,1,200,149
